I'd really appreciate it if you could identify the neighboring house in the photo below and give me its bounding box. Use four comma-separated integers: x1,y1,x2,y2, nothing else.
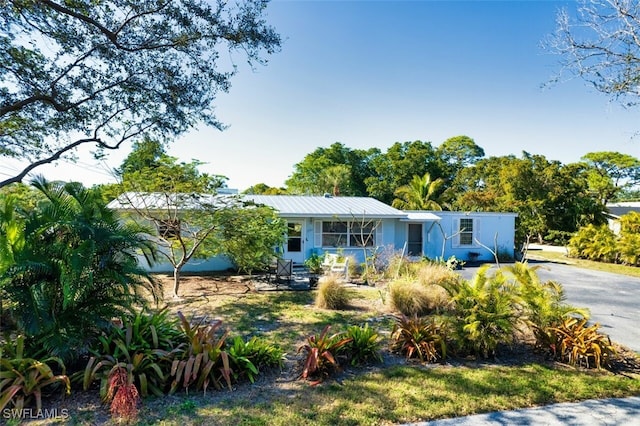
108,193,517,272
606,202,640,234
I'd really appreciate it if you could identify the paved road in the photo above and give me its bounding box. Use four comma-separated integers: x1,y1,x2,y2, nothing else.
458,261,640,353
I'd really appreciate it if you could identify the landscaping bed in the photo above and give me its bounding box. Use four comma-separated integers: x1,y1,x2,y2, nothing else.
16,271,640,426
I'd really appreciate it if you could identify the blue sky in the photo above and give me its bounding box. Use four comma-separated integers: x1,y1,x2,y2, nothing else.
7,0,640,191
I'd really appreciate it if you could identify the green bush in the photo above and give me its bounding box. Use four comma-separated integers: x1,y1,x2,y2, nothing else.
507,262,589,352
439,265,519,358
315,276,351,310
568,224,617,263
342,324,382,366
227,336,285,383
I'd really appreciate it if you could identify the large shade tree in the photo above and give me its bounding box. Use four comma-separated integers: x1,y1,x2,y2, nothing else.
548,0,640,107
0,0,280,187
581,151,640,205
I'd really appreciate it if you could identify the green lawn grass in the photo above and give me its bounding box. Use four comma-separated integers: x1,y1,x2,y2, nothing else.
526,249,640,278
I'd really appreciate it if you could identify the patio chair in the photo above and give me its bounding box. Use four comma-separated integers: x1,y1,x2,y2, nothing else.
275,258,293,283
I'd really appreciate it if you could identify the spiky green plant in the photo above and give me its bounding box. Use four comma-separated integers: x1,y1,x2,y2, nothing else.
0,335,70,411
390,315,447,363
342,324,382,366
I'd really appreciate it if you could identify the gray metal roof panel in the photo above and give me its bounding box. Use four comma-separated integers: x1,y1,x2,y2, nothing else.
245,195,406,218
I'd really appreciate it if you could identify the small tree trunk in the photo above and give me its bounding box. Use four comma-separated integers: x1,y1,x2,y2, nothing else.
173,266,181,298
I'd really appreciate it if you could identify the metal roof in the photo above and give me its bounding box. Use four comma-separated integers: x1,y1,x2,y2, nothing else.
106,192,240,210
400,211,442,221
606,202,640,218
245,195,407,218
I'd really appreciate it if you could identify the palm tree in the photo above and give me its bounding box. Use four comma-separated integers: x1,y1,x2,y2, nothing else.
0,176,160,362
392,173,444,210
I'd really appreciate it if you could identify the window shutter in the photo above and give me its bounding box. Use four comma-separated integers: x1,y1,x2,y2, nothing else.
452,218,460,248
314,220,322,248
375,222,383,246
474,218,480,247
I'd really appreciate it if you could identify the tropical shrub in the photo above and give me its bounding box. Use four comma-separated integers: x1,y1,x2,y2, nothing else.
315,275,351,310
83,347,168,399
0,335,70,411
81,308,183,398
568,224,617,263
390,315,447,363
0,178,160,363
439,265,519,358
548,318,616,369
617,212,640,266
342,324,382,366
507,262,589,351
297,325,352,383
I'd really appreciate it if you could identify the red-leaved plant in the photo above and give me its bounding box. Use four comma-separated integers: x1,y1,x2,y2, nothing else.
297,325,352,384
106,366,140,422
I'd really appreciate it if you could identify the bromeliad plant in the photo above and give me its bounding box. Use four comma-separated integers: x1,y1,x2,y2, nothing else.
390,315,447,363
342,324,383,366
297,325,352,383
548,317,616,369
0,335,70,412
227,336,285,383
82,308,182,398
168,312,233,394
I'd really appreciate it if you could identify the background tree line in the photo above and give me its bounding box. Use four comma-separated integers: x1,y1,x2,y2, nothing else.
245,136,640,246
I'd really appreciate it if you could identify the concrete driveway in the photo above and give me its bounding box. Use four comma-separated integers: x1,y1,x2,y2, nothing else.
457,261,640,353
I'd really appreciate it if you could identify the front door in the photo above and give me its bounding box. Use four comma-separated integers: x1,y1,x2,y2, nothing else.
407,223,423,257
284,221,304,264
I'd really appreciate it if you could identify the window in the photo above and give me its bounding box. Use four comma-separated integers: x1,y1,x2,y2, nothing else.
157,218,181,239
350,222,376,247
459,218,473,246
316,220,378,248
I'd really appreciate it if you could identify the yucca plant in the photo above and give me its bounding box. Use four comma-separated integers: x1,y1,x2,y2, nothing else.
0,335,70,411
168,312,233,394
548,318,616,369
342,324,383,366
297,325,352,383
439,265,519,358
390,315,447,363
